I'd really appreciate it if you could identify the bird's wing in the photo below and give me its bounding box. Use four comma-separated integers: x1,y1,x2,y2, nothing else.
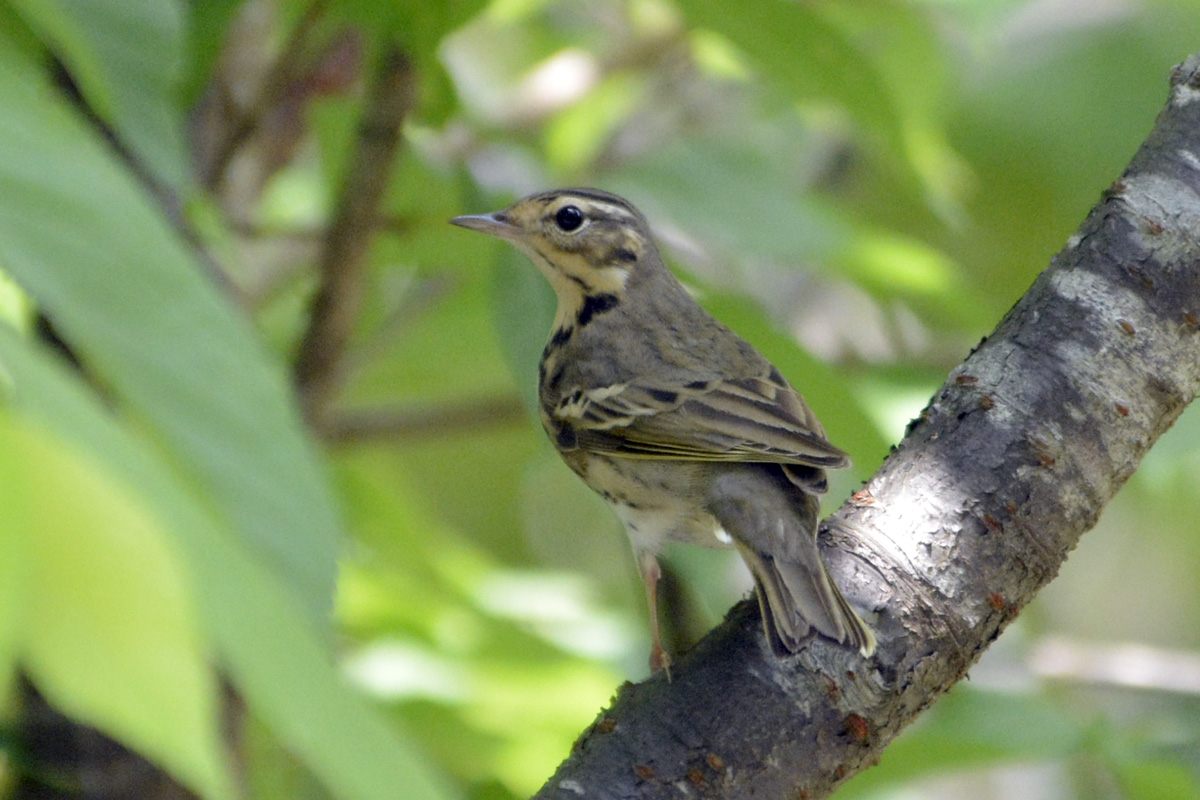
552,372,850,469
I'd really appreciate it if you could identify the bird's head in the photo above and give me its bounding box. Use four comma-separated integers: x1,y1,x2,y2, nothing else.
451,188,657,304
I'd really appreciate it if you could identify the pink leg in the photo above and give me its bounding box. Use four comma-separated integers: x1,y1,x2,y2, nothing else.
638,550,671,679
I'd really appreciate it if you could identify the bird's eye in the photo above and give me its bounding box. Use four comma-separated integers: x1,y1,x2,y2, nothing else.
554,205,585,232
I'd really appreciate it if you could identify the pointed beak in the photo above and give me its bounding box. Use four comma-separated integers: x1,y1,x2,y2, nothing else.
449,211,522,240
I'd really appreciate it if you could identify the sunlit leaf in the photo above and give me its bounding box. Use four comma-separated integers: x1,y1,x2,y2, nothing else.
0,31,338,627
0,414,231,800
206,528,456,800
833,228,983,328
679,0,899,154
0,328,452,800
0,420,23,707
816,0,967,220
545,71,645,175
689,28,750,80
0,269,32,333
1112,758,1200,800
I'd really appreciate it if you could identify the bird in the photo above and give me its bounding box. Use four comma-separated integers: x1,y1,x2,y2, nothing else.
451,188,875,674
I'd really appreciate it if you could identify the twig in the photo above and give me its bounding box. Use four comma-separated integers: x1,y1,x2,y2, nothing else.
319,396,528,443
293,45,417,425
199,0,329,191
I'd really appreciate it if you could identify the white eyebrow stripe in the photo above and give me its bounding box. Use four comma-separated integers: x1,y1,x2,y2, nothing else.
580,200,638,222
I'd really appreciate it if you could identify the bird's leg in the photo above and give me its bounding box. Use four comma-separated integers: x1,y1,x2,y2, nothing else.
637,550,671,679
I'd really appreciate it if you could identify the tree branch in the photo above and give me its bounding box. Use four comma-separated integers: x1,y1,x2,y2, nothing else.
533,54,1200,800
294,45,417,426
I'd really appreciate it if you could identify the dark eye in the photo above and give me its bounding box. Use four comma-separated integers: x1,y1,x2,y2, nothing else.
554,205,585,231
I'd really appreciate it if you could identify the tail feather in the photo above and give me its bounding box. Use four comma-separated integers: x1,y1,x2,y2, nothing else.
738,544,876,657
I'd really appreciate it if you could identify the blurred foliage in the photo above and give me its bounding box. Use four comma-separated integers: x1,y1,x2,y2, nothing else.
0,0,1198,798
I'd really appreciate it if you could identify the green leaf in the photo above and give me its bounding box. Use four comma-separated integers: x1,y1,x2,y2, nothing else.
815,0,966,220
0,413,231,800
678,0,965,221
700,293,890,472
491,245,557,415
0,328,453,800
838,687,1087,797
181,0,245,106
7,0,189,188
0,268,33,332
832,227,982,328
679,0,898,149
1113,758,1200,800
203,516,456,800
328,0,490,124
332,0,486,60
545,71,645,175
0,32,338,628
0,426,23,705
609,135,850,266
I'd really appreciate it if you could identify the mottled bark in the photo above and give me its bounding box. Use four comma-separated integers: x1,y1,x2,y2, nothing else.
533,55,1200,800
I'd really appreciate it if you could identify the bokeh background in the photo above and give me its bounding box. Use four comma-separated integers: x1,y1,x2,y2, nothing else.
0,0,1198,798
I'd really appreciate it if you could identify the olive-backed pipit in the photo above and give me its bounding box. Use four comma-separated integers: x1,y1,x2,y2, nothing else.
452,188,875,673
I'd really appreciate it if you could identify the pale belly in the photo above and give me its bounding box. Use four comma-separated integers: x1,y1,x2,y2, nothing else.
567,451,733,556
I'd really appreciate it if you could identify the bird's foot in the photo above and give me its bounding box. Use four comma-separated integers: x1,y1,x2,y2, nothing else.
650,642,673,682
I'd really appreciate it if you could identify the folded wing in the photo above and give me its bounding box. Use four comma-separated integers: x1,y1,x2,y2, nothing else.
553,371,850,471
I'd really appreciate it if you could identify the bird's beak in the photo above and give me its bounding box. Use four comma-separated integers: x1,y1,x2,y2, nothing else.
449,211,521,241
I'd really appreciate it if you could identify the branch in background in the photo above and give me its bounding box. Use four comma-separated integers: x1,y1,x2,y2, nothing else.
1031,637,1200,696
188,6,364,303
321,396,528,444
533,55,1200,800
294,46,417,427
194,0,329,191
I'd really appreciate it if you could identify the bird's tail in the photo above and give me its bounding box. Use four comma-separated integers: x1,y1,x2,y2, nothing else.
737,543,876,657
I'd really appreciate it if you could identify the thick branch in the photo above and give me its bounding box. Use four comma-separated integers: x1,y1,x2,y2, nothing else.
294,46,416,425
533,55,1200,799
